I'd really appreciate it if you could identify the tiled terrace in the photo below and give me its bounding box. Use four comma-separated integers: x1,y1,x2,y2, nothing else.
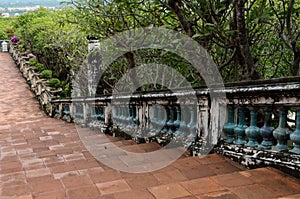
0,52,300,199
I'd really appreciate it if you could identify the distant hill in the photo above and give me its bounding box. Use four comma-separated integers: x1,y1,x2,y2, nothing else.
0,0,64,7
0,0,68,16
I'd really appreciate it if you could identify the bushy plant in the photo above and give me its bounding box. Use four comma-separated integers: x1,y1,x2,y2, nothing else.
34,63,45,72
40,70,52,79
48,78,61,88
29,58,38,66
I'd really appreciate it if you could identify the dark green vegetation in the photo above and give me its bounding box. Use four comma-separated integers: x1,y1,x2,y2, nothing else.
6,0,300,96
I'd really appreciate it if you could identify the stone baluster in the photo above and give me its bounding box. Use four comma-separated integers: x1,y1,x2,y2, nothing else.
223,105,235,143
159,106,168,134
234,107,247,145
100,106,105,123
154,105,162,133
63,104,70,118
187,106,197,139
123,105,130,126
150,105,158,133
160,105,169,134
290,108,300,154
90,105,97,120
53,105,61,118
180,105,189,136
259,108,274,149
119,106,125,126
174,106,182,136
112,106,119,124
245,108,260,147
132,105,138,125
126,105,133,128
62,104,71,122
273,108,289,151
75,104,83,119
167,105,175,134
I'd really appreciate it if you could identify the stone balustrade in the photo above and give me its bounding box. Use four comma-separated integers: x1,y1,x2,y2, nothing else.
9,43,60,116
10,43,300,175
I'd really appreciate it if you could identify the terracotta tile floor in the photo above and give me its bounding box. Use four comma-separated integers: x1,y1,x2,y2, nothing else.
1,52,300,198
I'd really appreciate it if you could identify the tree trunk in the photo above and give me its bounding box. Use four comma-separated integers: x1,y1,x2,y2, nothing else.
233,0,258,80
124,52,141,91
168,0,196,37
292,49,300,76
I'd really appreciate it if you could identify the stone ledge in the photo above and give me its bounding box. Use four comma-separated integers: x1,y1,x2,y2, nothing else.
214,141,300,177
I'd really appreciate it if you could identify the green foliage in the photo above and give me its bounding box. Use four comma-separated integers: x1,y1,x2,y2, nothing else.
70,0,294,85
40,70,52,79
61,83,70,97
0,17,15,39
11,1,300,96
0,31,6,40
29,58,38,66
48,78,61,88
34,63,45,72
13,7,88,86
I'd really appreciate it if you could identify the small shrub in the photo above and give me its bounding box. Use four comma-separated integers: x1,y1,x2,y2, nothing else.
40,70,52,79
48,78,61,88
35,63,45,72
29,58,38,66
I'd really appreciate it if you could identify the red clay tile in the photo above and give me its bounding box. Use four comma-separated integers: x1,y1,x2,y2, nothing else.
1,184,31,197
153,169,188,184
96,179,131,195
148,183,192,199
11,194,33,199
89,169,122,184
181,178,224,195
0,161,23,174
125,174,161,190
25,168,51,178
230,184,277,199
30,179,64,193
196,189,239,199
61,175,93,188
180,165,216,180
67,185,100,199
33,191,66,199
113,190,155,199
211,172,255,187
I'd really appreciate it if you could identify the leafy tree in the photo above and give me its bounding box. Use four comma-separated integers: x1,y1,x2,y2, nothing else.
11,0,299,96
13,7,88,89
269,0,300,76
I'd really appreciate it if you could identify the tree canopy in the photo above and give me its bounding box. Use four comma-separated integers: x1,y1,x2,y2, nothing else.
10,0,300,96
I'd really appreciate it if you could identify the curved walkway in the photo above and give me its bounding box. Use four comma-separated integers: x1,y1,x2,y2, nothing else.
0,52,300,199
